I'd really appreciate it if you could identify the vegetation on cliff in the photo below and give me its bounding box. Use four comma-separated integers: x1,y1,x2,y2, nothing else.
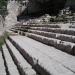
0,0,7,16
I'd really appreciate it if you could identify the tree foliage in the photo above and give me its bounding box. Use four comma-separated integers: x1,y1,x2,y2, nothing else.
0,0,7,9
0,0,8,15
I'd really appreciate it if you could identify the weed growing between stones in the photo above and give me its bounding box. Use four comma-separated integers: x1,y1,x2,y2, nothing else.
0,36,4,47
0,31,12,47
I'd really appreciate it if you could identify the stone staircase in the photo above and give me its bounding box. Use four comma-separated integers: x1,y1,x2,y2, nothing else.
1,23,75,75
11,24,75,55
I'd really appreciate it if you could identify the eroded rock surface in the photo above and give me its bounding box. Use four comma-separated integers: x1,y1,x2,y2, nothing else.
18,0,66,18
0,15,4,36
5,1,20,29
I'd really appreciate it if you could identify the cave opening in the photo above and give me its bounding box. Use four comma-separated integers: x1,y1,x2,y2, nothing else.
17,0,67,21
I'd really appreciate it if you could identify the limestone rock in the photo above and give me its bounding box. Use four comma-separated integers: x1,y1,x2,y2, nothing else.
5,1,20,29
66,0,75,12
0,15,4,36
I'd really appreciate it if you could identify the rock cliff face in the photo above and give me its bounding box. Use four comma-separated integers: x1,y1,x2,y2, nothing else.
66,0,75,12
5,1,20,28
18,0,66,19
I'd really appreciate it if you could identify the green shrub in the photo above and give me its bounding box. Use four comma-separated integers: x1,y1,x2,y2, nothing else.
0,36,4,47
0,31,11,47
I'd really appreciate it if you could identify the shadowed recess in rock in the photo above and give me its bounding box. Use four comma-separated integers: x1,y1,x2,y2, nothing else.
17,0,66,20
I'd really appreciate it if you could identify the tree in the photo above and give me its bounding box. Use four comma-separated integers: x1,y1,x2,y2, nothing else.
0,0,8,16
0,0,7,9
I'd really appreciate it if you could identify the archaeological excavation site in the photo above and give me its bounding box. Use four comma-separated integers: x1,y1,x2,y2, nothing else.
0,0,75,75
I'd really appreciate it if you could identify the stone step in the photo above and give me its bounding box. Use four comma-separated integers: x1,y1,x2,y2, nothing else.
12,26,29,30
5,39,37,75
14,24,61,28
28,29,75,43
2,44,20,75
10,29,19,33
11,28,28,32
25,33,75,55
10,26,75,43
69,25,75,28
6,30,18,35
12,24,60,32
10,29,26,35
11,24,61,33
9,35,75,73
30,27,75,36
24,24,60,28
0,50,6,75
11,28,30,36
8,35,75,75
9,29,75,55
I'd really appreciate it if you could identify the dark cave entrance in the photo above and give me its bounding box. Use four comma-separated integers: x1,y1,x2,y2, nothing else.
17,0,67,21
